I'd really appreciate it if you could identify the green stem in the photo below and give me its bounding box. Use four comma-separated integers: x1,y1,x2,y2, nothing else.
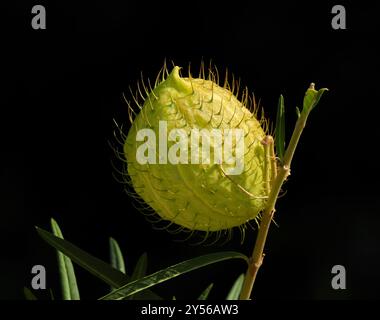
239,109,311,300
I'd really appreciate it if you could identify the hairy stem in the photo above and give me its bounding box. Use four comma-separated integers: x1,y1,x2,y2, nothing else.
239,109,311,300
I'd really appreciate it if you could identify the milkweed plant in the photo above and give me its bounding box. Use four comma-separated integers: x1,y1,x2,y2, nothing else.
29,61,328,300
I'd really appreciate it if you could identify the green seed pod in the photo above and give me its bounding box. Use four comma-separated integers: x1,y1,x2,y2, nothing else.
123,65,270,232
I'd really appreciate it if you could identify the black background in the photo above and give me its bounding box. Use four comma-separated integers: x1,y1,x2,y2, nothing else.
1,1,380,300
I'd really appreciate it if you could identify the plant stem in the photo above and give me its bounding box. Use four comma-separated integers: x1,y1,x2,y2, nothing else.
239,109,311,300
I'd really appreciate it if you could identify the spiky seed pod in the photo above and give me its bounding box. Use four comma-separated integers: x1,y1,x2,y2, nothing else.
123,65,270,232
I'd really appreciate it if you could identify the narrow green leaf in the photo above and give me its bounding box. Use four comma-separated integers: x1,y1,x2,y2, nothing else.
129,252,148,300
275,94,286,161
303,83,329,113
226,274,245,300
109,237,126,292
99,251,249,300
36,226,162,299
37,225,126,287
51,218,80,300
313,88,329,109
109,237,126,274
296,106,301,118
131,252,148,281
24,287,37,300
197,283,214,300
